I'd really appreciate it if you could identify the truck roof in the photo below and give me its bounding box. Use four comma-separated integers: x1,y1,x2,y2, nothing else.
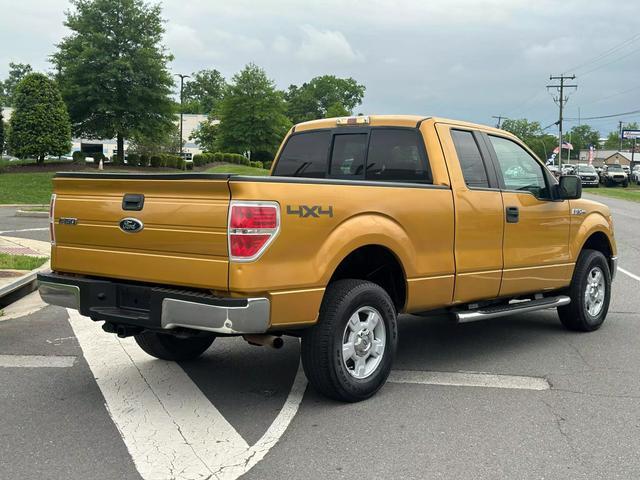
293,114,509,136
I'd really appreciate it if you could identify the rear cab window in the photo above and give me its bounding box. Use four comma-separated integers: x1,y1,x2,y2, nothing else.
451,129,490,188
273,127,431,183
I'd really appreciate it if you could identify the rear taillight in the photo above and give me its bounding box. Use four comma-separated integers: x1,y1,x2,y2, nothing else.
228,201,280,261
49,193,56,245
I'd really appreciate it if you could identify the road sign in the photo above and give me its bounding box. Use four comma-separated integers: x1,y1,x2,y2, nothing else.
622,129,640,139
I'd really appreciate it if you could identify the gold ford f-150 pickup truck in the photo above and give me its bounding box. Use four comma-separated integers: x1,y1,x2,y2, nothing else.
38,115,617,402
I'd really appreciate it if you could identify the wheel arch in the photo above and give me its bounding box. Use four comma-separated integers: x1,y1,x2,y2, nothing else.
328,244,408,312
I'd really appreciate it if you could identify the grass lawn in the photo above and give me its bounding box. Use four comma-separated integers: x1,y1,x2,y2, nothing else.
584,184,640,203
0,253,48,270
206,164,270,176
0,172,55,204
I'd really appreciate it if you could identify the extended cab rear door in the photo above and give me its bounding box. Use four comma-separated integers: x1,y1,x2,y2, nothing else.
435,123,504,303
483,134,572,296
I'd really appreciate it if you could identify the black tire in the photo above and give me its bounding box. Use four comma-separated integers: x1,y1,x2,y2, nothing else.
558,249,611,332
301,279,398,402
623,181,629,188
134,331,215,361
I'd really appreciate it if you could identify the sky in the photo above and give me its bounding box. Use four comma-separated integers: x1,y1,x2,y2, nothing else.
1,0,639,137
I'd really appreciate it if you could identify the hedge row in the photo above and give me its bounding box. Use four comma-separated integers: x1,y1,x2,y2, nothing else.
112,153,190,170
193,152,251,167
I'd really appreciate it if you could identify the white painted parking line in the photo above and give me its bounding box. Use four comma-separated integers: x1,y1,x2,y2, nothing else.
0,227,49,235
389,370,550,391
66,309,306,480
618,267,640,283
0,354,76,368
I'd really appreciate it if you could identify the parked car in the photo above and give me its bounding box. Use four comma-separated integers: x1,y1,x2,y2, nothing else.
632,165,640,185
600,164,629,187
38,115,617,402
561,165,576,175
575,164,599,187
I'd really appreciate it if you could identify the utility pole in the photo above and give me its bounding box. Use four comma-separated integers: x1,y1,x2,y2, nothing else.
547,74,577,168
618,121,624,151
175,73,190,158
492,115,506,129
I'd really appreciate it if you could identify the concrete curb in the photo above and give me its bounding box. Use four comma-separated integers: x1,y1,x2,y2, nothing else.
0,262,50,309
0,204,49,208
15,210,49,218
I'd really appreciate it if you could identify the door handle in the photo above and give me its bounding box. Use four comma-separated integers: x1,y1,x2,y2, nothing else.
506,206,519,223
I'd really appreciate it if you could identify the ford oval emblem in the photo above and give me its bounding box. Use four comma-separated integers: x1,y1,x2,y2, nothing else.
119,217,144,233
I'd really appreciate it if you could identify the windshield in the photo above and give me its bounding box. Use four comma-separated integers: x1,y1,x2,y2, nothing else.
577,165,596,174
608,164,623,171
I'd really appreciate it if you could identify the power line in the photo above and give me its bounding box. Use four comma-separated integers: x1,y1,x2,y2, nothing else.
578,84,640,107
579,45,640,78
565,108,640,121
563,32,640,74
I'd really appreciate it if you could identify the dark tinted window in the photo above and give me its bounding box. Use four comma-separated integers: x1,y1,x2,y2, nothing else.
451,130,489,188
273,131,330,177
366,129,429,182
330,134,367,178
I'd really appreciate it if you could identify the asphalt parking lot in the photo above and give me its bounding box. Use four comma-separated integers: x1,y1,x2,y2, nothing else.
1,194,639,480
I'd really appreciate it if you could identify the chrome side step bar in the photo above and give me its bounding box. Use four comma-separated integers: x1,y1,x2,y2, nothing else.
454,295,571,323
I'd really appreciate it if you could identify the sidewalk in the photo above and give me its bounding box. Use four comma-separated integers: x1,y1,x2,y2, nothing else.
0,236,51,290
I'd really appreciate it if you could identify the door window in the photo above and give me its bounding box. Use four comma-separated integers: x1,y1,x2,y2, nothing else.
489,136,549,198
451,130,489,188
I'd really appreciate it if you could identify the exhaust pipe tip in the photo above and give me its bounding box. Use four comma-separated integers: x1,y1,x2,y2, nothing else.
243,334,284,349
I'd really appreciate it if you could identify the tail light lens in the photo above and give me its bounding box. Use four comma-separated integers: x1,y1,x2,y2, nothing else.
228,201,280,261
49,194,57,245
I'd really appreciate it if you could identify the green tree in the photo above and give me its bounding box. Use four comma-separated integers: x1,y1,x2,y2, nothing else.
603,122,639,150
217,64,290,156
128,122,181,156
285,75,365,124
0,108,4,154
566,124,600,159
182,69,226,114
189,118,218,152
8,73,71,162
501,118,542,140
52,0,175,163
1,62,33,106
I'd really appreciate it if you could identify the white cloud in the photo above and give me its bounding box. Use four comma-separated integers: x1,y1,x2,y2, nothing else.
272,35,292,55
295,25,363,64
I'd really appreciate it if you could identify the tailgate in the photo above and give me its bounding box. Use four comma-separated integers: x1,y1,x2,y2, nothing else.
51,173,231,291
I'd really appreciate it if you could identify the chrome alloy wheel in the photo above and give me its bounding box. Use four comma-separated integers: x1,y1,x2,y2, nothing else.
341,306,386,379
585,266,606,317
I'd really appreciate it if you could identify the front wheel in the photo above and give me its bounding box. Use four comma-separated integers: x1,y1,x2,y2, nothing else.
301,279,398,402
558,249,611,332
134,331,215,360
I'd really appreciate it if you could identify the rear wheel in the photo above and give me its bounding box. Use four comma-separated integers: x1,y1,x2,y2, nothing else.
134,331,215,361
301,279,398,402
558,249,611,332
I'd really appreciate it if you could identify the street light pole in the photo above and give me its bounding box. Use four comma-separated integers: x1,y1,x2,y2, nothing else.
175,73,190,157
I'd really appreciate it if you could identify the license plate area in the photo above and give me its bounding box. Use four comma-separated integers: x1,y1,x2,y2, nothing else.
117,284,151,311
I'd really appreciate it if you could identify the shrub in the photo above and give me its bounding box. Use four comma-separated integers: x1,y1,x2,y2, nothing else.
263,160,273,170
72,151,86,163
251,161,264,169
127,153,139,167
139,154,150,167
176,158,186,170
150,155,161,168
93,152,105,163
213,152,224,163
223,153,233,163
240,155,250,166
193,154,205,166
185,161,194,170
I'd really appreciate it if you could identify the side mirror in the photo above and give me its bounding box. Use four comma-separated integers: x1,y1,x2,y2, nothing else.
556,175,582,200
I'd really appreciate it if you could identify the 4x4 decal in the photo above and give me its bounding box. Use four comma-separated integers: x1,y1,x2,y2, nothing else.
286,205,334,218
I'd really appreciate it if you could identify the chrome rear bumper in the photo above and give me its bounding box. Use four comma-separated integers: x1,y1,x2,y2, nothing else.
37,271,270,335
